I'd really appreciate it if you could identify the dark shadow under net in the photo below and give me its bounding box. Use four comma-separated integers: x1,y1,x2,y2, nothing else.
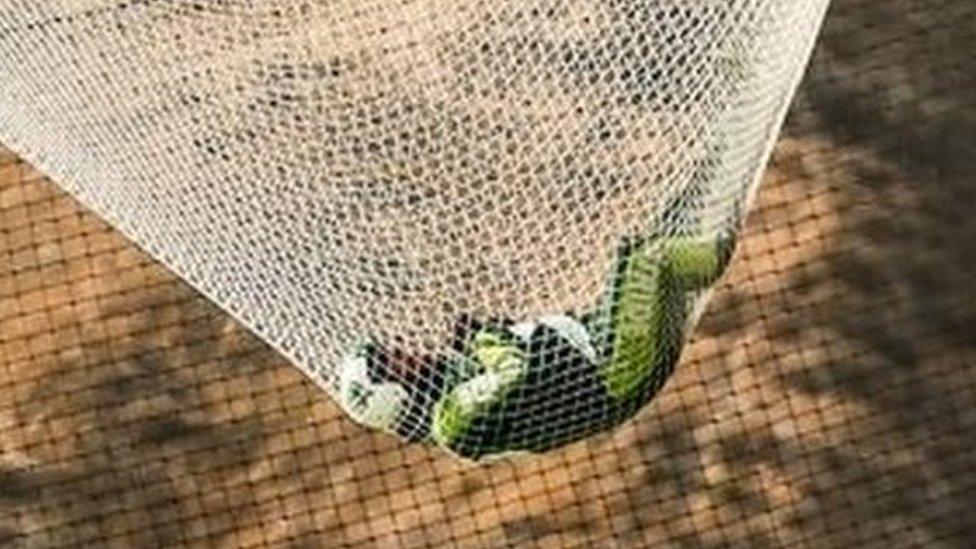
1,1,975,546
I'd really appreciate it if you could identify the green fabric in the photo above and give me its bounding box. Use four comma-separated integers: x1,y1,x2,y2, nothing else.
602,241,667,400
432,331,527,448
601,235,725,401
338,230,736,460
429,232,733,459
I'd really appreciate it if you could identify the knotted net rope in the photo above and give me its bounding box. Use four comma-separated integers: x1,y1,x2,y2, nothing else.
0,0,829,460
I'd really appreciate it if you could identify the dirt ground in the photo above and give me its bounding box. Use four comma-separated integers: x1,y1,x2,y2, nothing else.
2,1,975,547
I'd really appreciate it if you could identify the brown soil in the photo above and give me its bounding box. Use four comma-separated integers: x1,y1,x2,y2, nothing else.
2,1,975,547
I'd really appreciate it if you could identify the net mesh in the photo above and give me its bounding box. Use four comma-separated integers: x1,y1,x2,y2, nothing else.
0,0,828,460
3,0,976,546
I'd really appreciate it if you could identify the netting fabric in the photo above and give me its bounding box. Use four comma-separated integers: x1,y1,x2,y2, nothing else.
0,1,828,460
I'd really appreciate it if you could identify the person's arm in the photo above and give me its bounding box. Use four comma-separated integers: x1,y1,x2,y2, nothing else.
599,231,736,402
662,232,736,287
431,330,527,449
599,240,668,401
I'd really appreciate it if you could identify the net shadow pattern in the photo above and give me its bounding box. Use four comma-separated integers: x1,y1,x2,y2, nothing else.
1,0,975,547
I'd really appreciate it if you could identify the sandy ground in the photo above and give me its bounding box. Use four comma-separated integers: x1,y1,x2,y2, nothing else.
2,1,976,547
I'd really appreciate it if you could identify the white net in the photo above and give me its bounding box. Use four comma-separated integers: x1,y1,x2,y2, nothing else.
0,0,829,461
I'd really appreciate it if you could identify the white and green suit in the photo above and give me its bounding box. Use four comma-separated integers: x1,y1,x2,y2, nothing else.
338,230,736,461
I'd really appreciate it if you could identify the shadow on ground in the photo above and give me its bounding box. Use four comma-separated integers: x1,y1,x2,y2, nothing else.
1,1,975,547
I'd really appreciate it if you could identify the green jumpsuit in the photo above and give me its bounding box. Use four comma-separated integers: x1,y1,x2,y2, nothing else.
430,231,736,460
